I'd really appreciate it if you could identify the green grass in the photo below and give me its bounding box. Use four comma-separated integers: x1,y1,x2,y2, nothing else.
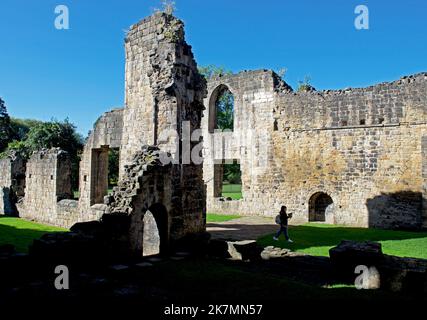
207,213,241,222
0,217,67,253
257,223,427,259
221,183,242,200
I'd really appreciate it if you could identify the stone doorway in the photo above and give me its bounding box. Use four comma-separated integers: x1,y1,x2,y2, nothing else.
142,203,168,256
309,192,333,222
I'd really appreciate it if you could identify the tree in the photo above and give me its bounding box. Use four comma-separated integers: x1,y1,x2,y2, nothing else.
0,98,12,152
24,119,84,156
108,148,120,188
215,87,234,130
1,118,84,191
10,118,43,141
25,119,84,191
198,65,232,80
223,162,241,184
198,65,234,130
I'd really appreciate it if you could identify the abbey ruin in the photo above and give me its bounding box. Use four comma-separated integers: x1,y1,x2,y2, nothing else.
1,12,427,256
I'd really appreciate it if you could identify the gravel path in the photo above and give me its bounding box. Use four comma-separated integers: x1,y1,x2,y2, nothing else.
207,216,278,241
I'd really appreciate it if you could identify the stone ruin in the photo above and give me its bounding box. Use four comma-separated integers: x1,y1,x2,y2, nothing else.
203,70,427,230
0,12,207,256
1,12,427,257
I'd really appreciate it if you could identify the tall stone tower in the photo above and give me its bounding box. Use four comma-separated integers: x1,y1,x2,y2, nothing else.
121,12,206,169
108,12,207,255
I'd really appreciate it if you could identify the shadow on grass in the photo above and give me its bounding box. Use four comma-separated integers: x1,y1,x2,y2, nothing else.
0,216,66,253
124,257,407,303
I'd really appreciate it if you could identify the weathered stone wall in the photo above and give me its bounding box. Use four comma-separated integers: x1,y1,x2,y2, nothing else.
10,12,425,234
78,108,123,219
18,148,73,226
112,12,206,255
5,14,207,242
204,71,427,229
203,70,280,208
0,154,26,216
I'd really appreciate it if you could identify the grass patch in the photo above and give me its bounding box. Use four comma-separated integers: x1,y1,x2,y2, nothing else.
222,184,242,200
207,213,241,222
258,223,427,259
0,217,67,253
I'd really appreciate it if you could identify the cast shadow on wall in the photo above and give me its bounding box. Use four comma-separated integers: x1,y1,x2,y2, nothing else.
366,191,424,230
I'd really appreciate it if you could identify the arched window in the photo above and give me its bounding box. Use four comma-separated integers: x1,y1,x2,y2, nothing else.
209,85,234,133
309,192,333,222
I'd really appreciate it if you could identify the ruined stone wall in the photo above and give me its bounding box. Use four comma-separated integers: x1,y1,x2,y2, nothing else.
18,148,74,227
8,14,207,240
203,70,281,210
0,154,26,215
204,71,427,229
116,12,207,250
78,108,123,219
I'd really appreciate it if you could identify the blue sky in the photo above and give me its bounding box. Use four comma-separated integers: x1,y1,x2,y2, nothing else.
0,0,426,135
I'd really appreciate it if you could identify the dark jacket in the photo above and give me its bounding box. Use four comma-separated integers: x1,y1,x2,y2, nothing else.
280,211,288,226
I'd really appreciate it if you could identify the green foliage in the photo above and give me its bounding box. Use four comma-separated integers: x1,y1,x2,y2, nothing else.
198,65,235,131
223,163,241,184
198,65,233,80
108,148,120,187
222,162,242,199
1,118,84,190
0,98,12,153
24,119,84,155
0,140,29,158
216,88,234,130
164,18,182,42
10,118,43,141
297,75,313,92
25,119,84,189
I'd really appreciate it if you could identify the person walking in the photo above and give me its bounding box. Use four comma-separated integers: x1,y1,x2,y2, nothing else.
274,205,293,242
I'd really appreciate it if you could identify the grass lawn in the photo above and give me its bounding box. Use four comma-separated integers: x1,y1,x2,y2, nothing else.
221,183,242,200
258,223,427,259
0,217,67,253
207,213,241,222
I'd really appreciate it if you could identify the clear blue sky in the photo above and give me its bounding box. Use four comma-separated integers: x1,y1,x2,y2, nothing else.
1,0,426,135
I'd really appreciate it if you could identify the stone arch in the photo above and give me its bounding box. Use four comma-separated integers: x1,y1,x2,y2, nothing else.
142,203,169,256
208,84,235,133
309,192,334,222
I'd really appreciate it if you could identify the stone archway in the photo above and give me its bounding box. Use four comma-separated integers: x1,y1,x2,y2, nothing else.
309,192,333,222
142,203,168,256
